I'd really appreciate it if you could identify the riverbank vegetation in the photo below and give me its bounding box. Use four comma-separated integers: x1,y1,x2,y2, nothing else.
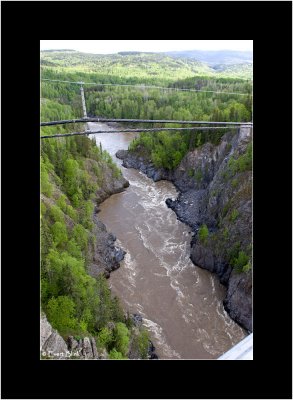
41,95,149,359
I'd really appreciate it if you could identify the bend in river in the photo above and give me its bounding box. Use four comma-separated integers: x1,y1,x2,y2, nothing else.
89,122,245,359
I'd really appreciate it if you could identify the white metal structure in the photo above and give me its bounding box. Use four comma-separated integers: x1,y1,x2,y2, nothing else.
218,333,253,360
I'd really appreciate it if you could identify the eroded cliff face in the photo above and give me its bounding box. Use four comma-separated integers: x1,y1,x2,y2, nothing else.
117,127,252,332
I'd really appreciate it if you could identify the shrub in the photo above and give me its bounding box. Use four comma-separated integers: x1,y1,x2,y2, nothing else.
199,224,209,244
232,251,249,273
50,205,64,223
109,348,127,360
228,142,252,175
72,224,88,252
56,194,67,212
136,329,150,359
242,261,252,273
223,227,229,240
230,209,239,222
231,178,239,188
51,221,68,247
66,205,78,221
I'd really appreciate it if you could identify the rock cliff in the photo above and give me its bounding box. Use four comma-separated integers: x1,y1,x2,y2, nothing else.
87,169,129,279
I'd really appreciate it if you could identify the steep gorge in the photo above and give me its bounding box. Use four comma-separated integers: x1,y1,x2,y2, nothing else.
117,126,252,332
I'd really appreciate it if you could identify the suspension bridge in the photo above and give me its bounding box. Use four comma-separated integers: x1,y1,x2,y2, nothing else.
40,79,253,139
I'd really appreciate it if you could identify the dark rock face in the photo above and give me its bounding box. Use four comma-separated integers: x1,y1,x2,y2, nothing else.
87,166,128,280
119,128,252,331
131,313,143,327
116,150,172,182
166,190,207,231
223,271,252,332
88,216,126,279
148,340,158,359
95,172,129,204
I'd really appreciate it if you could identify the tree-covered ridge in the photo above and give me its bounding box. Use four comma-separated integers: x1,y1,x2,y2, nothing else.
41,51,214,82
40,50,252,82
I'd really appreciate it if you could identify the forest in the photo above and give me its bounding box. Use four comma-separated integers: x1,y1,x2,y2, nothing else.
41,96,149,359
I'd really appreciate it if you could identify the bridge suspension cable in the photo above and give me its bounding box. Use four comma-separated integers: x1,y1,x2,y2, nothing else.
41,118,253,127
40,126,249,139
41,79,251,96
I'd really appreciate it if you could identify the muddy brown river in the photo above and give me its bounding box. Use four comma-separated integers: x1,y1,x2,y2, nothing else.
89,122,245,359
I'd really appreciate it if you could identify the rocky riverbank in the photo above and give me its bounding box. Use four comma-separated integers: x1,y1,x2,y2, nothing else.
116,127,252,332
87,171,129,279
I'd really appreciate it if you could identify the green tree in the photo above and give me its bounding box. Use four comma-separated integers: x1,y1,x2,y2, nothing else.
46,295,78,333
51,221,68,247
72,224,88,252
97,327,113,349
113,322,130,356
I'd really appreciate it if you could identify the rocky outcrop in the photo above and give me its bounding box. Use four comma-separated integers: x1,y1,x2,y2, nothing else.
95,172,129,204
88,216,126,279
87,164,129,279
67,336,103,359
40,314,108,359
116,148,171,182
128,313,159,360
41,314,68,359
223,271,252,331
117,127,252,332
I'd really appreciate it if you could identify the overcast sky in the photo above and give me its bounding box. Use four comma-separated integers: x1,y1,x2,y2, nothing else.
40,40,253,54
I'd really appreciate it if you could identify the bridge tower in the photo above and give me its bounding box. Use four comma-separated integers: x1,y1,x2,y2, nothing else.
79,83,87,119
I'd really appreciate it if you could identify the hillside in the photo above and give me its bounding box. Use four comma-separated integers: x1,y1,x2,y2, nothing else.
40,50,252,82
165,49,252,65
41,97,154,359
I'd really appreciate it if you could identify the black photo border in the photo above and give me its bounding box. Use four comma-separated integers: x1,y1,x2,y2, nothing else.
1,1,292,399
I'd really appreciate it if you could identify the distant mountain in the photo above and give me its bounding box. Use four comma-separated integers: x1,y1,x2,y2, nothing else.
41,49,77,53
165,50,253,66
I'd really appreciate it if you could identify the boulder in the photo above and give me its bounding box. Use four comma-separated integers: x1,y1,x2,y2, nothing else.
82,337,93,359
42,331,68,358
40,314,53,349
